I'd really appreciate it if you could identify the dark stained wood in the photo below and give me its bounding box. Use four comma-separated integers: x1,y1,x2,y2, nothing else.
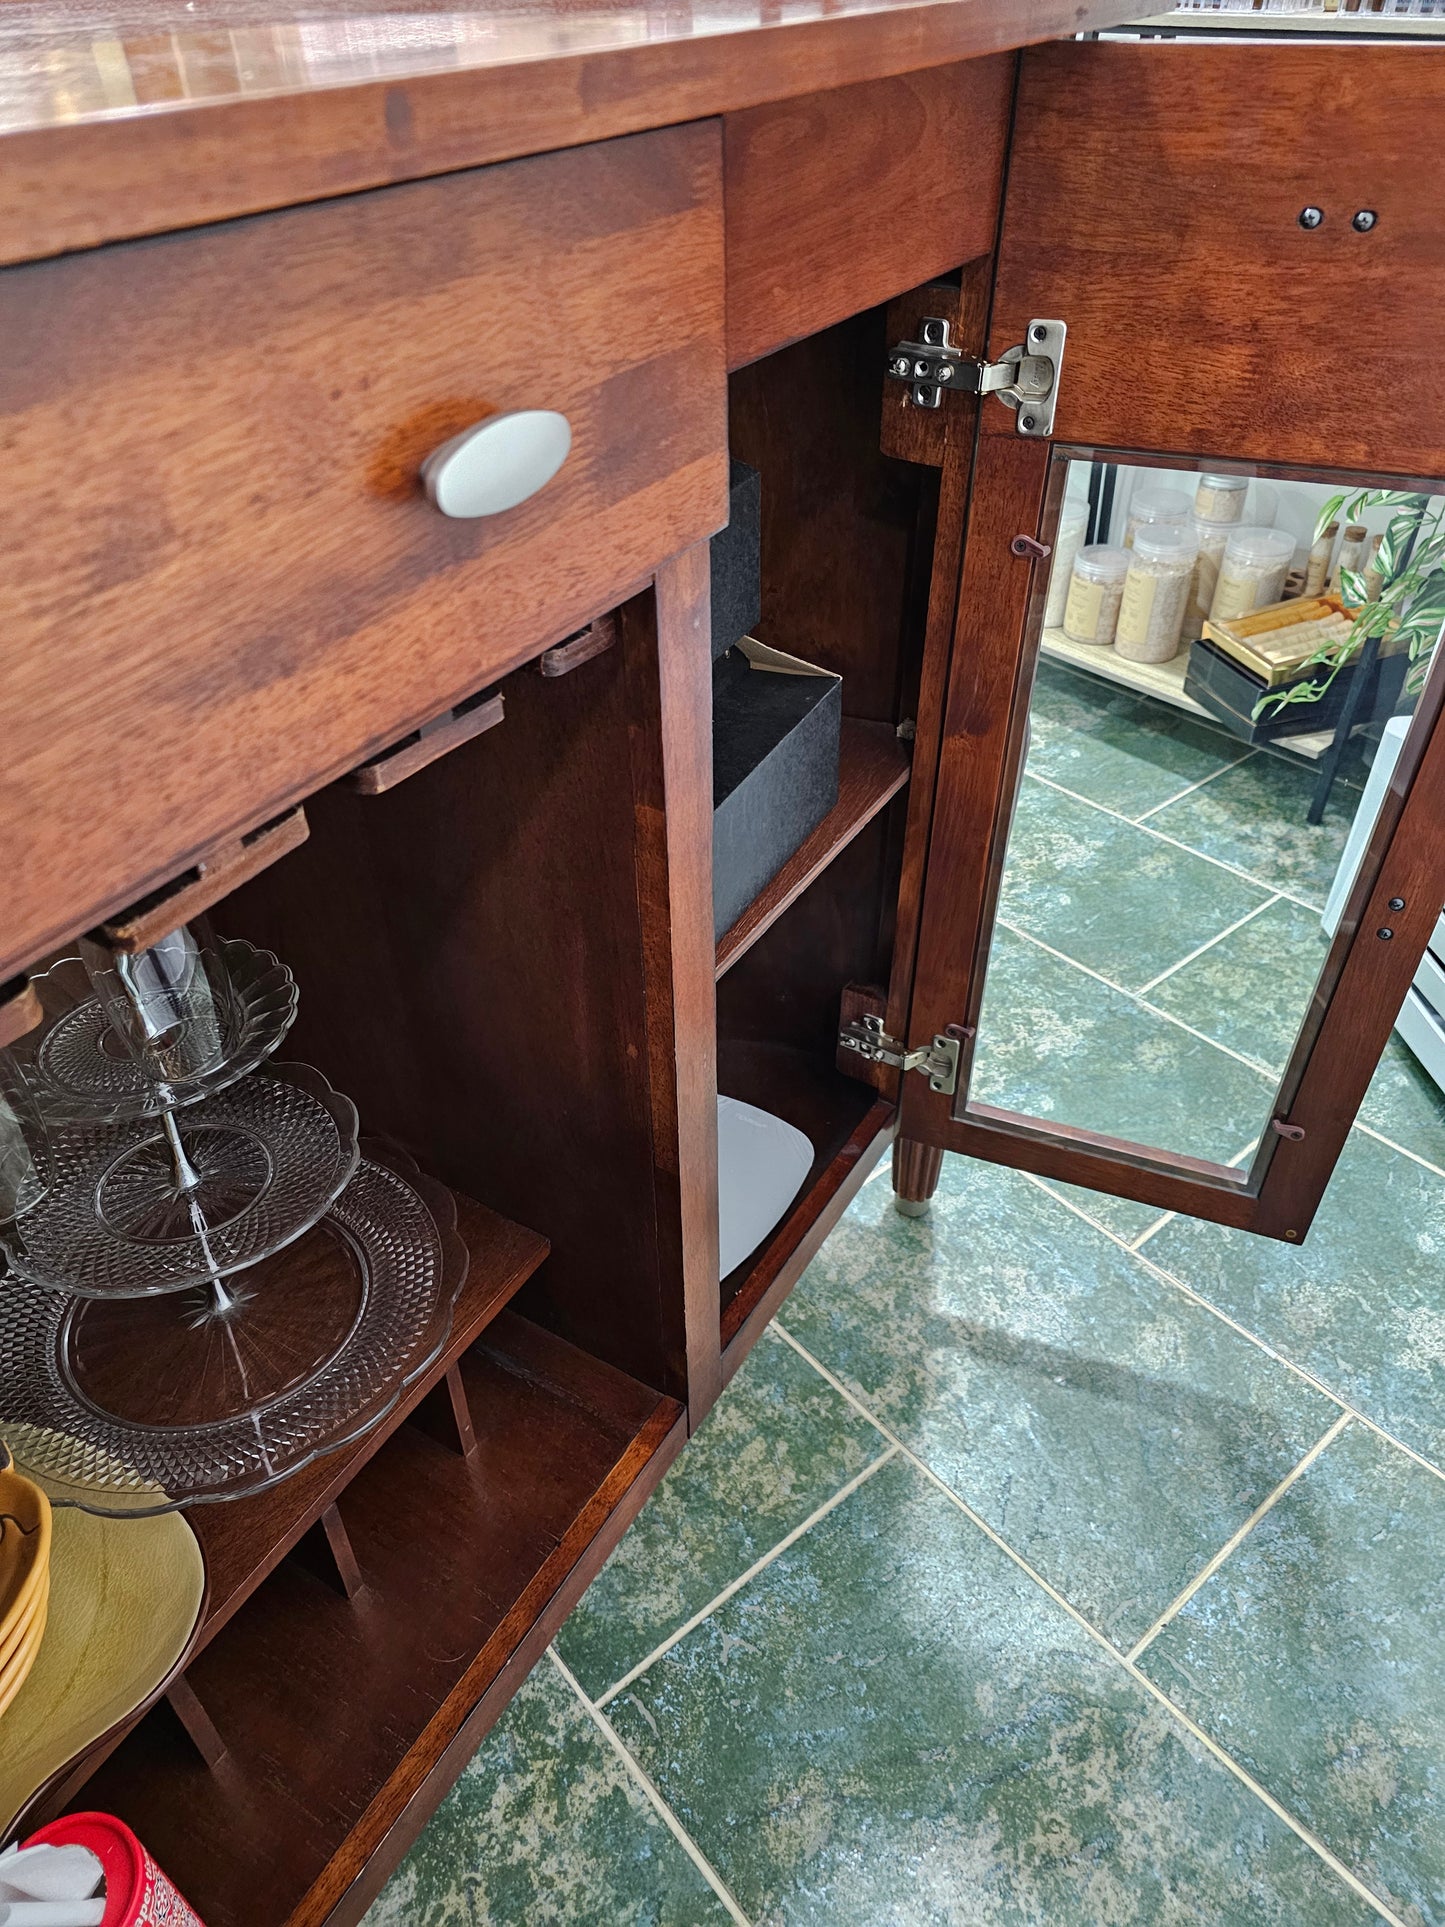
991,43,1445,471
96,808,309,952
165,1674,229,1770
68,1312,684,1927
345,691,505,795
892,1134,943,1209
729,305,938,722
0,977,42,1048
319,1504,365,1600
226,575,712,1407
716,719,912,979
723,58,1014,368
16,1184,548,1838
0,123,726,980
537,614,618,678
722,1098,895,1366
883,257,992,1053
0,0,1144,267
620,547,723,1424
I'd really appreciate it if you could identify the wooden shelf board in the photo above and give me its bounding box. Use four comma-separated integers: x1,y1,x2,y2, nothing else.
1040,627,1212,718
67,1310,684,1927
715,718,911,980
24,1186,550,1835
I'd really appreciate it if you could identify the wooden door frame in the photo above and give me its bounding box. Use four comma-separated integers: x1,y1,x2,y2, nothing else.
900,428,1445,1242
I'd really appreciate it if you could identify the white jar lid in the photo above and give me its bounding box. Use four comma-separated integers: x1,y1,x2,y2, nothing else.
1073,543,1130,582
1131,521,1199,562
1129,485,1191,524
1222,525,1296,565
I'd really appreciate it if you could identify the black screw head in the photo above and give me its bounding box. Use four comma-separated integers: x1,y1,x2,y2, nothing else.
1352,209,1378,232
1389,896,1406,911
1299,206,1324,230
1030,324,1048,343
1020,414,1037,432
1378,927,1395,941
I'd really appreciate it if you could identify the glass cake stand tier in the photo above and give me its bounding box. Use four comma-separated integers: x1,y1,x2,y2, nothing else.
0,1063,358,1298
0,1152,470,1516
10,938,297,1124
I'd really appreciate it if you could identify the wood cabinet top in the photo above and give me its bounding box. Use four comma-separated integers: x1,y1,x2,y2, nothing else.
0,0,1141,264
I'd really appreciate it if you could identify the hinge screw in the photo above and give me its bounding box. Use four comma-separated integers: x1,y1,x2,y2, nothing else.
1298,206,1324,229
1378,927,1395,941
1388,896,1406,911
1020,414,1038,432
891,354,911,377
1352,209,1378,232
1029,324,1048,344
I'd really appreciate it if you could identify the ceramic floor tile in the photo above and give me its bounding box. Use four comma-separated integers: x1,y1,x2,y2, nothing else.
607,1455,1377,1927
364,1654,734,1927
556,1328,884,1700
973,924,1273,1167
782,1156,1339,1649
1139,1423,1445,1927
1147,896,1330,1073
1026,658,1249,820
1144,1127,1445,1471
1360,1034,1445,1172
998,778,1270,989
1030,1171,1174,1245
1146,752,1357,908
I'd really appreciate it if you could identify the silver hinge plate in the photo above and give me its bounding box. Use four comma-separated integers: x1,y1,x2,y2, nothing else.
886,317,1066,437
838,1014,961,1096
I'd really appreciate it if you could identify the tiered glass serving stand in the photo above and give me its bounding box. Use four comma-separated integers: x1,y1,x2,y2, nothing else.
0,924,467,1515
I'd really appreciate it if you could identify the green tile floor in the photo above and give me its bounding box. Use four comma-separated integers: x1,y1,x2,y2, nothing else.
369,659,1445,1926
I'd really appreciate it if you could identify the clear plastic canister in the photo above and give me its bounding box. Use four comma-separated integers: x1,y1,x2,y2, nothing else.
1124,485,1191,548
1186,517,1232,640
1062,544,1130,646
1192,473,1249,525
1115,522,1198,664
1044,503,1089,630
1208,526,1297,625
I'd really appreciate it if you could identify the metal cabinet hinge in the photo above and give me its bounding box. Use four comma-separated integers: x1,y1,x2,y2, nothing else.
838,1014,961,1096
886,317,1066,436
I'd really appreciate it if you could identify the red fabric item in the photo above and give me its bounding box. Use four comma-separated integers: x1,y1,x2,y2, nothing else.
23,1811,206,1926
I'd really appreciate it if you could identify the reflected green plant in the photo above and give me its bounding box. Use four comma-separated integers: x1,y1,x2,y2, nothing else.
1252,487,1445,721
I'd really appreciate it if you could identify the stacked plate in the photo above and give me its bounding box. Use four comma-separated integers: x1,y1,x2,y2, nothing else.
0,1444,51,1718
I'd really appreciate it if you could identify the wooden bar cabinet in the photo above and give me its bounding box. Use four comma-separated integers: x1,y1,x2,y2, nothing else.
2,11,1444,1921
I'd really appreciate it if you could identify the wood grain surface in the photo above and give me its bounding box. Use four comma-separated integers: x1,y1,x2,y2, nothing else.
0,122,726,980
0,0,1143,266
991,41,1445,471
723,57,1013,368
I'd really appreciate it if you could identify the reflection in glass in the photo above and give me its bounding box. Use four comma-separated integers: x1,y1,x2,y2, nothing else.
968,454,1443,1174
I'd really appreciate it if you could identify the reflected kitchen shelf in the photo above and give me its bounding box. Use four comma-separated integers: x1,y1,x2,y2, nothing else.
1039,627,1340,761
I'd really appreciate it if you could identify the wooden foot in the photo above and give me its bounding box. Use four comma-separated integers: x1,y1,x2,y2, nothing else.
409,1361,481,1461
167,1673,228,1768
892,1136,944,1218
295,1501,366,1599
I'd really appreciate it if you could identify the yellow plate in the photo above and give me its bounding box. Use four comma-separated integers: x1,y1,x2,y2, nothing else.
0,1570,47,1677
0,1458,51,1650
0,1506,204,1835
0,1589,49,1720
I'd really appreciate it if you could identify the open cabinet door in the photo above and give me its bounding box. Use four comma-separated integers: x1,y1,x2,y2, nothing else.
897,38,1445,1241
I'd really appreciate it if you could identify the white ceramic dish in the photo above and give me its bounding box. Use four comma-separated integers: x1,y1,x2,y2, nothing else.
717,1095,814,1278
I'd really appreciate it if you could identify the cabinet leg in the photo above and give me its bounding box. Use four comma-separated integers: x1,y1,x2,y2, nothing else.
295,1500,366,1599
167,1673,228,1769
892,1137,944,1218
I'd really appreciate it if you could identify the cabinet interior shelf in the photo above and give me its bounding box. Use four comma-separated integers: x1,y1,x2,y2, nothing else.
35,1186,686,1927
715,717,912,979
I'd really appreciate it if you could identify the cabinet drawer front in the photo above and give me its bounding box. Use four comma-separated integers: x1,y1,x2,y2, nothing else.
0,122,726,977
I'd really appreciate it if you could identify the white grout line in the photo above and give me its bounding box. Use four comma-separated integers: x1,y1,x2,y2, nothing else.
1125,1414,1353,1663
594,1448,898,1709
1351,1117,1445,1185
996,918,1279,1084
1023,770,1325,914
1130,750,1258,823
769,1327,1407,1927
1135,893,1284,997
547,1647,754,1926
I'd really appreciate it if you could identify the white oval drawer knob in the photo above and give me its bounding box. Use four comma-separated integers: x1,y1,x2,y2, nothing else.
421,409,572,518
